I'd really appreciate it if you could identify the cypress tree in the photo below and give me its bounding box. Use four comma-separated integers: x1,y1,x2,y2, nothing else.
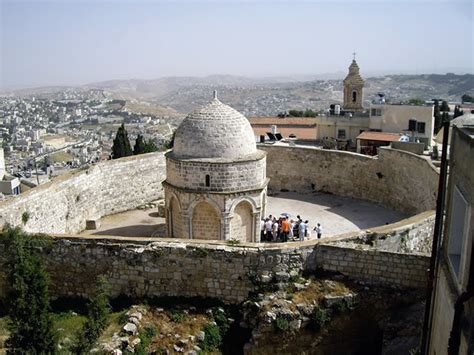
133,134,146,155
111,123,132,159
433,100,442,134
143,139,158,153
2,225,57,354
440,100,450,112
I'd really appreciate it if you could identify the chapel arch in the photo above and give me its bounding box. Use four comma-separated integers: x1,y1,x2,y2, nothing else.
191,201,221,240
230,200,254,242
169,195,183,238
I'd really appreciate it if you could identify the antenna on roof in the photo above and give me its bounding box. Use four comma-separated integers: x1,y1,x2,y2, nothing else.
213,90,218,100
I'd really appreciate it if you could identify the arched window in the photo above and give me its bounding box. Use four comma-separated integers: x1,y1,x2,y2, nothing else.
205,174,210,187
352,91,357,103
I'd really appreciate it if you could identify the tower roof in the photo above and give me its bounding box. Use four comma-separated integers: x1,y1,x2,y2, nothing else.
172,93,257,159
344,59,364,85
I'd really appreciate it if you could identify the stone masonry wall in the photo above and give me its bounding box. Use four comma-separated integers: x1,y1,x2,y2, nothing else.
0,153,166,234
261,144,438,215
0,235,429,304
313,244,429,288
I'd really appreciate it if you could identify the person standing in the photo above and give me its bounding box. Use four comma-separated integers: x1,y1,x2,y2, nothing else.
281,216,290,243
260,219,265,241
289,219,295,241
265,218,273,241
298,220,306,241
314,223,322,239
272,218,279,242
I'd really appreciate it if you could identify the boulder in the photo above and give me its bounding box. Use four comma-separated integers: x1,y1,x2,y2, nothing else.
123,323,137,335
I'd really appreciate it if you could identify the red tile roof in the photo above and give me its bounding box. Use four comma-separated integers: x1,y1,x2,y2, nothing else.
356,131,402,142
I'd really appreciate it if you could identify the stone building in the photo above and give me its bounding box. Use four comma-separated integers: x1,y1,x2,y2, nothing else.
343,56,365,112
164,92,268,242
428,121,474,354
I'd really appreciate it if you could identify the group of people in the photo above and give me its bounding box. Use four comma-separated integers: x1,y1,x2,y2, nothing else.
260,214,323,243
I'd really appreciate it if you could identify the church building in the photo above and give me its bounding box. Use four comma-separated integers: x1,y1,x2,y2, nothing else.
164,92,268,242
343,55,365,112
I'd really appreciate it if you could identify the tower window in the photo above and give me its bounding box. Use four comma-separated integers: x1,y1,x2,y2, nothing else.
352,91,357,102
205,174,210,187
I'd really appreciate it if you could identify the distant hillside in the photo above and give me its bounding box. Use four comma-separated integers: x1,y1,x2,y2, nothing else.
3,73,472,117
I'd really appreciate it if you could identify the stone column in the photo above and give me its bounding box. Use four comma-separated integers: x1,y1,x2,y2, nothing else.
182,212,191,239
253,211,261,243
222,214,232,241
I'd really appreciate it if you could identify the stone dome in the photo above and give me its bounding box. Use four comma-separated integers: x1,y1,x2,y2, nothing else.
172,93,257,159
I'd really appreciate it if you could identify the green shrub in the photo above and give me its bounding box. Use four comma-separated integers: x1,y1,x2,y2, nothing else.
70,276,110,353
2,225,57,353
200,323,222,352
275,316,289,332
21,212,30,225
170,309,185,322
311,306,331,330
332,298,354,314
133,326,157,355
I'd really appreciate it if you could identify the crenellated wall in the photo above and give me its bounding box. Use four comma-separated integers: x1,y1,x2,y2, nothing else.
260,145,439,215
0,152,166,234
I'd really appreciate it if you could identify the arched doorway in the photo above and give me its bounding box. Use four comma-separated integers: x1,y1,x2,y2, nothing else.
169,196,182,238
192,201,220,240
230,201,253,242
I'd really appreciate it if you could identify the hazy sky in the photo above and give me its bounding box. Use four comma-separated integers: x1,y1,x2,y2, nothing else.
1,0,472,89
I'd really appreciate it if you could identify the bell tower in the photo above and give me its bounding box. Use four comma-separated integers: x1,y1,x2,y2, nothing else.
343,53,365,112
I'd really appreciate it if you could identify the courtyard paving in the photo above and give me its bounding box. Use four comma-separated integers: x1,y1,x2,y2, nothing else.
80,191,406,240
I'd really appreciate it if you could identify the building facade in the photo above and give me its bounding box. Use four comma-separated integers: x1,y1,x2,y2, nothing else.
429,123,474,354
164,93,268,242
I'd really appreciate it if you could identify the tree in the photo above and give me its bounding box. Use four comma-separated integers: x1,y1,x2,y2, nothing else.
462,94,473,103
303,109,317,117
111,123,132,159
143,139,158,153
440,100,450,112
133,134,146,155
71,276,110,354
408,98,425,106
1,225,57,354
288,110,304,117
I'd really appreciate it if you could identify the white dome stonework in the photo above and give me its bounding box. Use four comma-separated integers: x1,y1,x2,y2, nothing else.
164,93,268,243
172,95,257,159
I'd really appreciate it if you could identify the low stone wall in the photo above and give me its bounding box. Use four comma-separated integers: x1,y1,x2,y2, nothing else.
261,144,439,215
313,244,429,288
0,232,430,303
0,153,166,234
391,141,425,155
336,210,435,255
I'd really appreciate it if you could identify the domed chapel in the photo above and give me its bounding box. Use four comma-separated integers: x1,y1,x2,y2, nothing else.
164,92,268,242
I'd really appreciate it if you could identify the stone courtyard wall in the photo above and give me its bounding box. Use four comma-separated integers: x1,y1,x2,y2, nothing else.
0,153,166,234
0,231,430,304
260,144,439,215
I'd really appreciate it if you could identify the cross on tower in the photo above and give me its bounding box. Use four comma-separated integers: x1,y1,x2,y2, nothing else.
352,51,357,61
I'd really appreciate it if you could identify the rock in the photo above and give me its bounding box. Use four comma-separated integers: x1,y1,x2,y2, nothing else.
196,331,205,342
173,344,183,353
129,312,143,320
274,271,290,282
289,319,302,331
193,345,202,352
186,351,198,355
128,317,140,326
260,273,272,283
188,335,195,342
123,323,137,335
323,280,337,289
264,311,277,323
323,293,356,307
289,270,299,278
112,350,122,355
296,303,315,316
156,307,164,312
293,283,306,291
131,338,141,347
174,334,181,339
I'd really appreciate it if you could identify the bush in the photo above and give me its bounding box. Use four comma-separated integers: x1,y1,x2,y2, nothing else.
132,326,157,355
332,298,354,314
170,309,185,322
275,316,289,331
200,323,222,352
311,306,331,330
70,276,110,353
2,225,57,354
